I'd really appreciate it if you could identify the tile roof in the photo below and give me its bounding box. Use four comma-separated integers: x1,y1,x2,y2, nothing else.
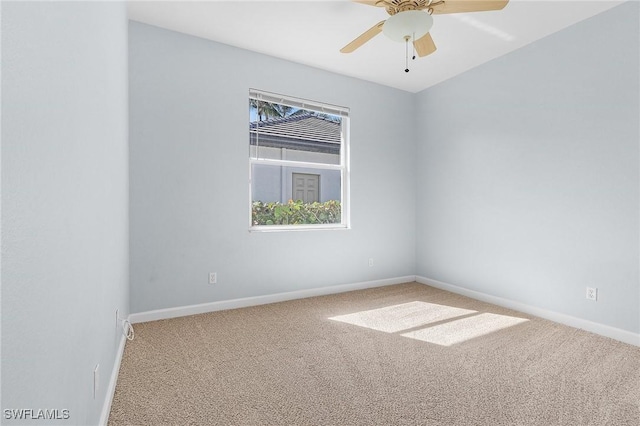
250,113,341,146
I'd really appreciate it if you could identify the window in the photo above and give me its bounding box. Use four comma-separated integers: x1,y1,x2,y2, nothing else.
249,89,350,231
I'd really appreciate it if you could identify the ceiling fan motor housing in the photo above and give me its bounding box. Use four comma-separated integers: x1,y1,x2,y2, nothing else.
382,10,434,42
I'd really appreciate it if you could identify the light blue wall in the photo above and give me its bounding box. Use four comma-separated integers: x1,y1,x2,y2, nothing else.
1,2,129,424
129,22,417,313
415,2,639,333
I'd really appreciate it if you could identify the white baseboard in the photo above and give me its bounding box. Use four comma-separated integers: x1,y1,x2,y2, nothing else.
99,332,127,426
416,275,640,347
129,276,417,324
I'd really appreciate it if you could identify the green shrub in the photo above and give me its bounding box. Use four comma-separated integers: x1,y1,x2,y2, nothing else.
252,200,341,226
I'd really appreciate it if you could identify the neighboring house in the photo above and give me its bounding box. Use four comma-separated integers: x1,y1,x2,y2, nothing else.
250,113,342,204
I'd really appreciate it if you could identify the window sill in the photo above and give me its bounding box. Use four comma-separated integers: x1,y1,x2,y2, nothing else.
249,224,350,233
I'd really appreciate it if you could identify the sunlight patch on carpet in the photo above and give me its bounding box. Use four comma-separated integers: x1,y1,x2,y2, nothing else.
328,301,476,333
401,313,529,346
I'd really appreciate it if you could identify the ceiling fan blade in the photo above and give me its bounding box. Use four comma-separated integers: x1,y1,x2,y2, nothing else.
340,21,386,53
353,0,386,7
413,33,437,57
431,0,509,14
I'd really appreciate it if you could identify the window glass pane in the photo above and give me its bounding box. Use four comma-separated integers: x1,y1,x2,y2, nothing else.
251,164,342,226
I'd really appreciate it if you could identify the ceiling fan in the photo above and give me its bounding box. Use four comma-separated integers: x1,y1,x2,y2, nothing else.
341,0,509,63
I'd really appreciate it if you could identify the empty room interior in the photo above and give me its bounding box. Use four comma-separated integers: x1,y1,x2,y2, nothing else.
2,0,639,425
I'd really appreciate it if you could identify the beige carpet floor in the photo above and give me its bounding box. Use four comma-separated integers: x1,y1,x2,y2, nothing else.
109,282,640,425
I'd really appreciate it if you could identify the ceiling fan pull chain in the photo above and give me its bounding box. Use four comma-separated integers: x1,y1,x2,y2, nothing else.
404,36,410,73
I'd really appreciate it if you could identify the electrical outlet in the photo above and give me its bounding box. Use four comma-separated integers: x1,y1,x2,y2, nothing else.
209,272,217,284
586,287,597,301
368,258,374,267
93,364,99,399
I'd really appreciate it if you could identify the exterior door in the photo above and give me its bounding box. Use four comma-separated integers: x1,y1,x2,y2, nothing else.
292,173,320,203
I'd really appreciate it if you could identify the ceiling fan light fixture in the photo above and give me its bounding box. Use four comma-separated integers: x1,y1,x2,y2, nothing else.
382,10,433,42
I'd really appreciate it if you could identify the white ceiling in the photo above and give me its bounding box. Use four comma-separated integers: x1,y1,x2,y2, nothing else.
127,0,623,93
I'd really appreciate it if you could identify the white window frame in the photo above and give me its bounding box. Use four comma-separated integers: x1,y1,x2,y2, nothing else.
249,89,350,232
